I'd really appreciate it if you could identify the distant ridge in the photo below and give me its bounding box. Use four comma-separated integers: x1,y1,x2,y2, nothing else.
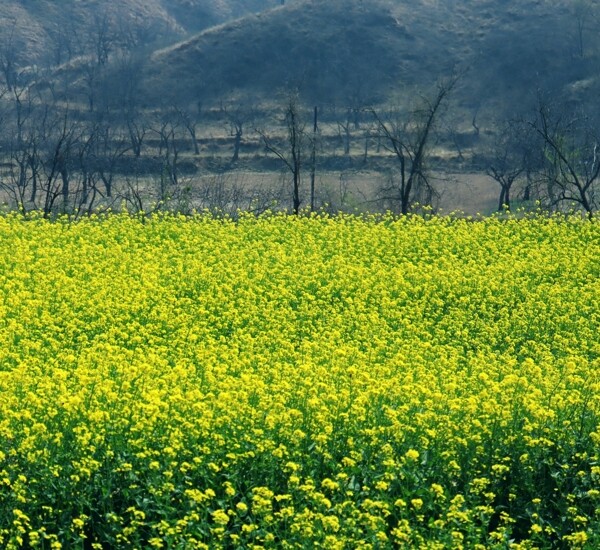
0,0,277,67
2,0,597,119
145,0,588,112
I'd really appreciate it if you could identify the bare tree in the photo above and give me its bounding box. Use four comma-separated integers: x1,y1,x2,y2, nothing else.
309,106,319,211
337,110,353,157
371,77,458,214
487,168,523,212
221,102,256,163
81,58,102,113
150,114,184,202
126,115,147,158
0,26,19,92
531,97,600,217
54,111,79,213
485,120,535,211
90,13,114,67
23,106,80,216
78,13,119,113
258,92,306,214
103,50,146,113
175,105,202,156
0,81,42,212
47,16,82,67
119,174,148,215
1,108,32,210
73,128,98,210
571,0,598,58
91,120,131,198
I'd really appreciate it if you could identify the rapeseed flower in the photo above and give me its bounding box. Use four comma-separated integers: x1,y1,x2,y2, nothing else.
0,211,598,547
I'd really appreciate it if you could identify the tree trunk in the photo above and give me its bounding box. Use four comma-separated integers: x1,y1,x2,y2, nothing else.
30,167,37,203
189,127,200,155
310,106,318,211
61,166,69,212
293,170,300,215
232,131,241,162
101,174,112,198
498,187,506,211
82,176,89,204
524,175,531,201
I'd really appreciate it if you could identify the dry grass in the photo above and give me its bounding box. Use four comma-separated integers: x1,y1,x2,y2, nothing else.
108,168,502,216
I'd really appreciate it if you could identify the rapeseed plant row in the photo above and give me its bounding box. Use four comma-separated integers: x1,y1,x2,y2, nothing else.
0,211,599,548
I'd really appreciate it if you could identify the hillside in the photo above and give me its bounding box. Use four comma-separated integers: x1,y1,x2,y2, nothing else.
146,0,593,112
5,0,596,115
0,0,277,67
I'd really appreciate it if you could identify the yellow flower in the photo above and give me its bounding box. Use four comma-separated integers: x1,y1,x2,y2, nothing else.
411,498,424,510
211,509,230,526
405,449,420,461
321,478,340,491
1,212,598,547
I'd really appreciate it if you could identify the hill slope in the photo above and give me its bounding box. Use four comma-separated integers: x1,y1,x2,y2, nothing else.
146,0,590,110
0,0,277,67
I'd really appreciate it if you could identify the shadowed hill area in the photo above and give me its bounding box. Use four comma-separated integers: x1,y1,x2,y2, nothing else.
146,0,593,112
4,0,597,116
148,0,423,106
0,0,277,67
165,0,281,33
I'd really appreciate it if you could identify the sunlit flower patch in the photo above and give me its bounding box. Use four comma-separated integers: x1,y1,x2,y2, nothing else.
0,211,599,548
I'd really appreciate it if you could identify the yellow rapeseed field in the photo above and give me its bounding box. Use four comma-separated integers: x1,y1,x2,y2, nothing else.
0,211,599,548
